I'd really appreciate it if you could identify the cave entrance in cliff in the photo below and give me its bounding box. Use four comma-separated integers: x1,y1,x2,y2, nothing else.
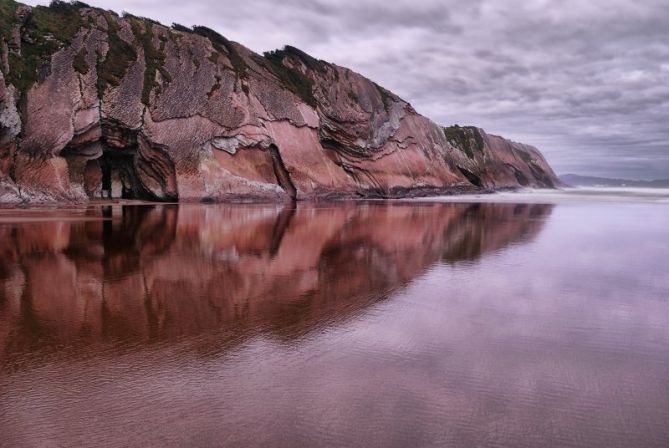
100,160,112,199
91,152,154,201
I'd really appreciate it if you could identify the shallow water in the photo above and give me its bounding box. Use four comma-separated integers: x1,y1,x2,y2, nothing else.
419,186,669,204
0,199,668,447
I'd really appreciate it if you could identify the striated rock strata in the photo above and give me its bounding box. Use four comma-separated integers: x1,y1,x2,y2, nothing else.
0,1,560,203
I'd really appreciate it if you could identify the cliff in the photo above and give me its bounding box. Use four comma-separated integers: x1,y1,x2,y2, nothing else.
0,1,560,203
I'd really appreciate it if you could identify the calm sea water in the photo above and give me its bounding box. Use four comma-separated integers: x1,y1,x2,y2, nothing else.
0,194,668,447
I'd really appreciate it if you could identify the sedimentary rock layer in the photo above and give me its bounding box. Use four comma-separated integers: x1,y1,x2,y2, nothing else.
0,1,560,202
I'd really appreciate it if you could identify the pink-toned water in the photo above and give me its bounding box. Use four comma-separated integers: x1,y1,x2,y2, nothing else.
0,201,668,447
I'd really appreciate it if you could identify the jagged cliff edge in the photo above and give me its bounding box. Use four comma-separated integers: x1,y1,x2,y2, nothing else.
0,1,560,203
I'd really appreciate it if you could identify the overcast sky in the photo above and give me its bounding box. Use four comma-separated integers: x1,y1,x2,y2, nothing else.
25,0,669,179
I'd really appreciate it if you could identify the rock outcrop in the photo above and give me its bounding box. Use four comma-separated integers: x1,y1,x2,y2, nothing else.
0,1,560,203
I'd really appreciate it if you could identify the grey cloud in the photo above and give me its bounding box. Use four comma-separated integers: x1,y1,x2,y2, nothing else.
22,0,669,179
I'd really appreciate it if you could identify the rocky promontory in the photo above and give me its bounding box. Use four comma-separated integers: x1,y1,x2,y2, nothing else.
0,1,560,203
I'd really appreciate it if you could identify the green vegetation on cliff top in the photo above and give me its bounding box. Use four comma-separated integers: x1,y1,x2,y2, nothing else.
3,0,85,96
126,13,172,105
263,46,320,108
1,1,174,104
1,2,328,108
0,0,19,42
1,1,386,113
269,45,327,74
443,125,485,160
191,25,247,82
95,10,137,99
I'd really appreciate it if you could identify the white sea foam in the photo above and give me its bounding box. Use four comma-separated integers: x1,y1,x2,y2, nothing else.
415,187,669,204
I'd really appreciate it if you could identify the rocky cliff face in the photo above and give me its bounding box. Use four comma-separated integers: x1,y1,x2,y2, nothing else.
0,1,560,203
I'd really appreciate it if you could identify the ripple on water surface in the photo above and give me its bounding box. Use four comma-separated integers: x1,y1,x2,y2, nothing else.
0,201,668,447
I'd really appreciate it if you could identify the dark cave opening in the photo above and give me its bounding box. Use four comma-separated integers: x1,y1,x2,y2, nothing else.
77,149,154,200
64,138,177,202
59,119,178,201
100,159,112,198
99,152,155,200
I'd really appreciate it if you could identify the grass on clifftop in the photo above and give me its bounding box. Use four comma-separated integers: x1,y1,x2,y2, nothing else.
372,81,395,110
0,0,19,42
96,11,137,99
3,1,177,103
29,1,85,43
443,125,485,160
270,45,327,74
191,25,248,83
126,14,172,105
4,0,86,96
168,24,322,102
263,46,320,108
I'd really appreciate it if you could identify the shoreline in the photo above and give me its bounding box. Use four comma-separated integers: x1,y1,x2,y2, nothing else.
3,186,669,210
0,184,506,208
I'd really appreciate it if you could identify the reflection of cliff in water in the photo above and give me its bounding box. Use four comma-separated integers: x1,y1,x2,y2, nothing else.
0,202,552,365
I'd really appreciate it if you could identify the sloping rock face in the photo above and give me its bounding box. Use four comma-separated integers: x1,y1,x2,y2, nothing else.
0,1,560,202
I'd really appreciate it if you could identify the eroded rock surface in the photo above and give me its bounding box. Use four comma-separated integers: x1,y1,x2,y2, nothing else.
0,2,560,202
